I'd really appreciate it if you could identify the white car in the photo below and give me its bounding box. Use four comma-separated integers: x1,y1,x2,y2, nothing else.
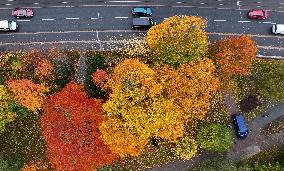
272,24,284,35
0,20,18,31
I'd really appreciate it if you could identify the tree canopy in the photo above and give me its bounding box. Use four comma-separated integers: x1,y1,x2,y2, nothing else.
146,15,208,67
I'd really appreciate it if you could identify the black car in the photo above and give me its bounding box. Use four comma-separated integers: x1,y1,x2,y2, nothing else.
132,17,156,30
132,7,152,17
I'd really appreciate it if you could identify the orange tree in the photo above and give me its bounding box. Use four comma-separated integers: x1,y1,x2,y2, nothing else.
6,79,47,113
100,58,186,157
209,35,257,79
40,82,117,171
146,15,207,67
100,58,220,157
156,58,220,120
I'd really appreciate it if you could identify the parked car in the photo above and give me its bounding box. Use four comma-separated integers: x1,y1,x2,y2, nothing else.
247,9,269,19
272,24,284,35
0,20,18,31
132,7,152,17
12,7,34,18
232,113,249,139
132,17,156,30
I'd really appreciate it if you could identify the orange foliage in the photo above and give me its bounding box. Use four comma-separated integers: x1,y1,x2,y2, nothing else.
35,59,53,78
40,82,117,171
209,35,257,78
6,79,46,113
91,69,108,90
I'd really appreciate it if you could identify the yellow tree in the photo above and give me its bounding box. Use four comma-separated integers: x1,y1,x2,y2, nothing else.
100,59,186,157
146,15,207,67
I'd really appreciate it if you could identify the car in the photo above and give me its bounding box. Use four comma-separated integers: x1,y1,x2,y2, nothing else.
247,9,269,19
132,17,156,30
132,7,152,17
0,20,18,32
232,113,249,139
272,24,284,35
12,7,34,18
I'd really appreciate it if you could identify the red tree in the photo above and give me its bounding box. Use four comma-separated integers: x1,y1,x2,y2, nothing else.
40,82,117,171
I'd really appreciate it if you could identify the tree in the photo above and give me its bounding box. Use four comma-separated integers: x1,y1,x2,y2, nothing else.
173,137,198,160
40,82,117,171
197,123,233,152
146,15,207,67
0,85,16,133
251,60,284,102
6,79,47,113
209,35,257,78
100,58,187,157
157,58,220,120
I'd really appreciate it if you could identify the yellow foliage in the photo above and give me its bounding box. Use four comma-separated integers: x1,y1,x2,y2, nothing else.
146,15,208,67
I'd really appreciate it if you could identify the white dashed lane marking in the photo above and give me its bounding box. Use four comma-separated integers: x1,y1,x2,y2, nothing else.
214,19,226,22
238,20,251,23
42,19,55,21
17,20,30,22
66,17,80,20
114,17,128,19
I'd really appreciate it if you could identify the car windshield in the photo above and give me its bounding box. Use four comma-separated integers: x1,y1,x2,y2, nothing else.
8,21,12,28
262,10,266,16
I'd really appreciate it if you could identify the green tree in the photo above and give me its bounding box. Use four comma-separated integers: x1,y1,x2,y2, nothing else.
197,123,233,152
174,137,198,160
146,15,207,67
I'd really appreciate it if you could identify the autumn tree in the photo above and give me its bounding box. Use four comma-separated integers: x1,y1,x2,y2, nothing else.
197,123,233,152
40,82,117,171
100,58,187,157
157,58,220,120
209,35,257,78
0,85,16,133
6,79,47,113
146,15,207,67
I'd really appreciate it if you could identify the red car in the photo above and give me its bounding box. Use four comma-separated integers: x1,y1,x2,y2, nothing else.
247,9,269,19
12,8,34,18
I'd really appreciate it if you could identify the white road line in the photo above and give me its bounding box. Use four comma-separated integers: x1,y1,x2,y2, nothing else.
17,20,30,22
262,22,276,24
172,5,194,8
80,4,165,7
200,3,205,5
109,1,141,2
0,8,13,9
214,19,226,22
33,3,39,5
42,18,55,21
91,18,98,20
61,2,68,3
66,17,80,20
22,6,42,9
238,20,251,23
5,4,12,5
49,5,74,7
257,54,284,59
176,2,183,3
217,8,230,9
114,17,128,19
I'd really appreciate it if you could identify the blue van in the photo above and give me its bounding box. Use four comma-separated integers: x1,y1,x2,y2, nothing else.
232,114,249,139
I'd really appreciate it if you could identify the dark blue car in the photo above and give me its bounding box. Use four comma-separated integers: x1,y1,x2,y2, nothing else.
132,7,152,17
232,114,249,139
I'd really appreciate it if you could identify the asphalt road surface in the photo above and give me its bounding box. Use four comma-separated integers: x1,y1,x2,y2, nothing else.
0,0,284,58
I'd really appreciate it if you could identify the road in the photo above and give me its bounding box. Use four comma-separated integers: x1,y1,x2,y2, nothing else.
0,0,284,57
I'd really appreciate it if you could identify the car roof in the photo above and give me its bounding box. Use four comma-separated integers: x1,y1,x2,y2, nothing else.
250,10,264,15
0,20,9,28
133,7,151,13
133,17,151,25
234,114,248,132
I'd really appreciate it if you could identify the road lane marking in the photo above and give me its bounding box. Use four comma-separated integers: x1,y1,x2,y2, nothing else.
214,20,226,22
61,1,69,3
114,17,128,19
80,4,165,7
262,22,276,24
109,1,141,2
172,5,194,8
66,17,80,20
238,20,251,23
17,20,30,22
42,18,55,21
33,3,39,5
49,5,74,7
257,54,284,59
22,6,42,8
